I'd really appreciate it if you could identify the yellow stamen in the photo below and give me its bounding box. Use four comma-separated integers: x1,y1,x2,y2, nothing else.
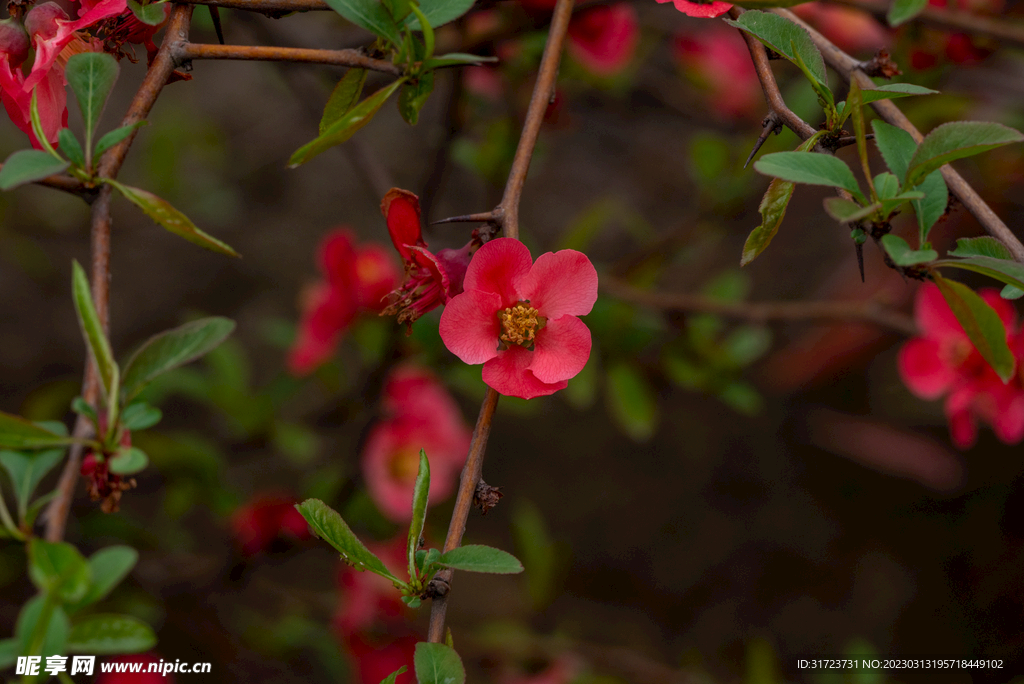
499,303,540,346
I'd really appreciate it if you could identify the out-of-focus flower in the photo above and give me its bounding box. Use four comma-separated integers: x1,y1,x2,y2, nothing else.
464,65,505,101
673,26,761,120
380,188,478,326
363,365,470,522
910,0,1001,67
231,494,311,556
440,238,598,400
897,282,1024,448
334,536,408,634
345,634,417,684
791,3,889,54
95,653,174,683
288,229,400,375
566,4,639,76
655,0,732,18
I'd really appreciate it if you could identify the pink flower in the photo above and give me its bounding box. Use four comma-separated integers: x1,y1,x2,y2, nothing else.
897,282,1024,448
656,0,732,18
673,26,761,119
439,238,598,400
231,494,311,556
288,229,400,375
333,537,408,635
381,188,477,326
96,653,174,683
566,4,639,77
363,365,470,522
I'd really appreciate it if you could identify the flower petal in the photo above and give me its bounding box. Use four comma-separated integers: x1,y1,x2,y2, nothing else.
655,0,732,18
318,229,359,289
439,290,502,364
566,4,639,77
897,338,956,400
528,315,592,384
945,388,978,449
381,188,424,261
517,249,598,318
482,346,568,399
915,282,967,342
463,237,533,306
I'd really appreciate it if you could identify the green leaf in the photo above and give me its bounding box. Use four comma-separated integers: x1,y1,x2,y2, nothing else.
71,397,98,422
0,638,18,670
724,11,826,87
437,545,524,574
68,546,138,613
949,236,1015,261
874,172,900,200
740,178,794,266
58,129,85,168
72,260,119,409
0,448,64,517
295,499,401,582
382,0,412,22
0,412,73,450
405,0,476,29
119,402,162,431
933,275,1016,382
912,170,948,244
871,120,917,181
859,83,937,104
94,121,148,160
789,38,833,109
399,71,435,126
905,121,1024,188
753,151,863,199
289,79,404,167
0,149,69,190
379,667,408,684
321,69,368,135
880,234,938,266
408,449,430,581
423,53,497,69
120,316,236,403
934,256,1024,292
108,447,148,475
606,363,658,441
67,614,156,654
16,596,70,658
1002,285,1024,300
888,0,928,26
65,52,120,150
103,179,240,257
414,642,466,684
823,197,880,222
28,539,91,603
126,0,167,25
323,0,402,46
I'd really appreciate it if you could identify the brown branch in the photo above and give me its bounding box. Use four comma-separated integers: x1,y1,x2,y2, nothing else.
171,42,403,75
44,3,196,543
772,8,1024,263
0,166,95,201
827,0,1024,49
603,277,918,336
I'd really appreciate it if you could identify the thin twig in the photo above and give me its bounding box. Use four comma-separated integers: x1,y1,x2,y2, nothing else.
772,8,1024,263
603,278,918,336
44,4,196,543
172,42,403,75
0,166,95,201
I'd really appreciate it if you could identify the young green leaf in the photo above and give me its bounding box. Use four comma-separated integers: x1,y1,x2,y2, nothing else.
0,448,64,518
404,0,476,29
888,0,928,25
103,179,241,257
606,363,658,441
120,316,235,403
934,256,1024,292
753,151,863,199
949,236,1015,261
823,197,880,223
408,449,430,581
15,595,70,659
905,121,1024,188
399,70,435,126
859,83,937,105
724,11,827,87
67,614,156,654
323,0,403,46
873,172,900,201
321,69,368,135
848,80,874,200
0,413,74,450
65,52,120,155
67,546,139,613
871,120,917,180
28,539,92,603
933,275,1016,382
1002,285,1024,300
0,149,69,190
126,0,167,24
880,234,937,266
108,447,148,475
94,121,148,160
119,403,163,431
741,178,794,266
423,53,497,69
912,170,948,244
296,499,402,582
414,642,466,684
436,545,524,574
58,129,86,168
72,260,119,410
378,667,408,684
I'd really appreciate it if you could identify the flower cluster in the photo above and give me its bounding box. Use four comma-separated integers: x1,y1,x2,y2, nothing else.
898,282,1024,449
79,416,135,513
910,0,1002,68
288,229,399,375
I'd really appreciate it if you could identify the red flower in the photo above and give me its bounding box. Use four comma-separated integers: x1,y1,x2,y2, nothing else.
566,4,639,77
439,238,598,400
95,653,174,683
231,494,311,556
288,229,399,375
656,0,733,18
363,365,470,522
673,26,761,120
380,188,477,326
897,282,1024,448
344,634,417,684
333,536,408,635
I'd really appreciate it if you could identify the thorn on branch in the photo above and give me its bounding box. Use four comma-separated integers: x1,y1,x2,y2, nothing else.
431,210,497,226
209,6,225,44
861,49,901,79
744,112,783,169
473,480,503,514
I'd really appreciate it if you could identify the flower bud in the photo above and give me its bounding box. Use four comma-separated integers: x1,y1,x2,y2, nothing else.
24,2,69,42
0,18,30,67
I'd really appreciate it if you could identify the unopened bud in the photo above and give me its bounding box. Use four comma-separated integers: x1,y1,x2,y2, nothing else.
24,2,69,42
0,18,30,67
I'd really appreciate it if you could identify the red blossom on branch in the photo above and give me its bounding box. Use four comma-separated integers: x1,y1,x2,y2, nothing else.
440,238,598,400
565,4,639,77
655,0,732,19
898,282,1024,448
230,494,312,556
673,26,761,119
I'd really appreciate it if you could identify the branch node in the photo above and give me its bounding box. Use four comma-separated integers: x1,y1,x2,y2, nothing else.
860,48,901,79
426,576,450,599
473,480,503,515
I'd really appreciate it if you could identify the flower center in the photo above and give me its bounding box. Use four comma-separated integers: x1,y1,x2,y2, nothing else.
499,303,541,346
388,447,421,483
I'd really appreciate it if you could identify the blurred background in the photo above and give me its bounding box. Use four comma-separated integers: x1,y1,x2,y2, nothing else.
2,1,1024,682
